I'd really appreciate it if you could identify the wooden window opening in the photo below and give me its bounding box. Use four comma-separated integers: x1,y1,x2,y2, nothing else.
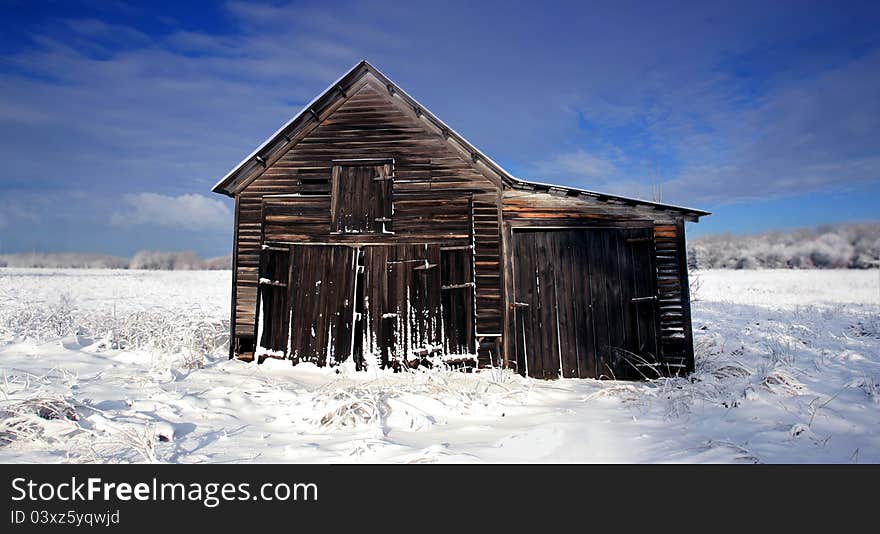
330,159,394,234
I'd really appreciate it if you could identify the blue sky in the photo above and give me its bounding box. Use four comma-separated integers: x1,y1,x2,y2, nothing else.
0,0,878,256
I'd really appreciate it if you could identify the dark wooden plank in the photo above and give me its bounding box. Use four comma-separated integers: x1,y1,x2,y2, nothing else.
612,229,637,378
607,229,628,378
574,232,598,378
523,232,542,377
555,232,579,378
314,246,333,366
511,231,533,376
538,232,560,378
588,230,613,378
289,245,311,363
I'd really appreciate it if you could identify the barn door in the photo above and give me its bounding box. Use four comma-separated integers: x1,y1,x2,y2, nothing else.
621,228,660,377
286,245,362,367
256,244,362,365
258,242,475,369
362,244,444,367
512,228,658,379
255,246,292,356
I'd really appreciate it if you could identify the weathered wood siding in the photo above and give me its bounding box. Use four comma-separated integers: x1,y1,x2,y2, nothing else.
511,227,659,379
501,190,694,374
233,73,503,346
652,220,695,372
472,194,503,336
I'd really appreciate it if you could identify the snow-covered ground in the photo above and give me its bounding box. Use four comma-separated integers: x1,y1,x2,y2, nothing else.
692,269,879,308
0,268,878,463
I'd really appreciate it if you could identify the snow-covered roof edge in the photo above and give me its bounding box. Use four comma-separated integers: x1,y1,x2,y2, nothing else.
211,60,709,220
511,179,711,218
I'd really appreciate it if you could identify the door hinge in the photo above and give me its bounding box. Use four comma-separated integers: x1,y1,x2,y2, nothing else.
630,295,657,302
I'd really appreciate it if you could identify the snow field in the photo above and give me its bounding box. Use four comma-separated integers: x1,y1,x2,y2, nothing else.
0,268,878,463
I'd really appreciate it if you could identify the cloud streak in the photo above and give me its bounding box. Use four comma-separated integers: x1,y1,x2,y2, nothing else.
111,193,231,231
535,149,617,180
658,50,880,204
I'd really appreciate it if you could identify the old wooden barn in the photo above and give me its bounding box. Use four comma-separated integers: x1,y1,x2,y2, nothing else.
212,61,709,380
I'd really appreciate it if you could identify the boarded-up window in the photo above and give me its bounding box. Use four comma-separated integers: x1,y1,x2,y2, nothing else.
331,160,393,233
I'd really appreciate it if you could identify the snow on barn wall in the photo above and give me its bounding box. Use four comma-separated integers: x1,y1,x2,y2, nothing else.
212,60,709,379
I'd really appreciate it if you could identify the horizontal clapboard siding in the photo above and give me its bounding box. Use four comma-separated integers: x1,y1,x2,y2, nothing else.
653,222,694,372
473,194,502,335
234,195,262,337
261,194,472,244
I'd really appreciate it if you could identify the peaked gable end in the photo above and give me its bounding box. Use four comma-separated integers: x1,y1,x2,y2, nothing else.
215,62,509,196
240,74,500,196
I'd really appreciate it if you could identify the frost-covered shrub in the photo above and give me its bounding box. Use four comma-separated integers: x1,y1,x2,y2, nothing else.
0,295,229,365
130,250,202,270
0,253,130,269
128,250,232,270
0,396,79,447
851,316,880,339
203,256,232,269
312,386,389,430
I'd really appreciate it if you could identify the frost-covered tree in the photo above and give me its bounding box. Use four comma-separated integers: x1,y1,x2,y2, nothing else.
0,251,232,270
129,250,203,270
688,223,880,269
0,253,129,268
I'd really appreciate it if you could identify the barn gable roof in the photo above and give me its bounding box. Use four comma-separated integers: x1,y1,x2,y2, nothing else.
212,60,709,220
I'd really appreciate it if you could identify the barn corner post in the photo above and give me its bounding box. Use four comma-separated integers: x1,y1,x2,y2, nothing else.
228,194,240,359
212,59,708,379
500,215,516,373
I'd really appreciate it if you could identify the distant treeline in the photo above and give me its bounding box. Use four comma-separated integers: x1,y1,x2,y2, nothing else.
4,223,878,271
688,223,880,269
0,250,232,270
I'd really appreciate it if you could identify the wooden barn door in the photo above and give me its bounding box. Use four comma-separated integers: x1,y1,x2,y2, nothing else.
255,246,292,356
257,242,475,369
287,245,362,367
256,245,362,365
362,244,443,367
512,228,659,379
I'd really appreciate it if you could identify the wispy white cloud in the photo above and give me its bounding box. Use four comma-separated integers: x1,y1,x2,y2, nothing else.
655,50,880,204
111,193,231,231
533,149,617,181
